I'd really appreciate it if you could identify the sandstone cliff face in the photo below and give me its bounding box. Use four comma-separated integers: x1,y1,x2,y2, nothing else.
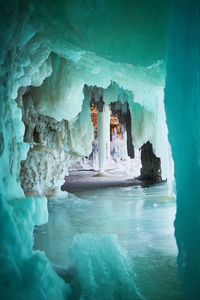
139,141,162,183
18,88,93,197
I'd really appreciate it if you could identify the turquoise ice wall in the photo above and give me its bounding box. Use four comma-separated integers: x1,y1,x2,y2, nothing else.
165,0,200,298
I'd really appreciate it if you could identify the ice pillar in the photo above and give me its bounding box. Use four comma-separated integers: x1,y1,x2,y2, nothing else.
97,104,110,173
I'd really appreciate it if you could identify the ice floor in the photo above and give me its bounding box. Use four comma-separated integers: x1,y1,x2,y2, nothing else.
34,182,184,299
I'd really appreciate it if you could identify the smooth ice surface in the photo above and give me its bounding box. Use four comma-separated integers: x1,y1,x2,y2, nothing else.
34,183,184,299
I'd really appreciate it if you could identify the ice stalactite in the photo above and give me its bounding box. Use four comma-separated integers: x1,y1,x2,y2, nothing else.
67,97,94,159
165,0,200,298
97,104,110,173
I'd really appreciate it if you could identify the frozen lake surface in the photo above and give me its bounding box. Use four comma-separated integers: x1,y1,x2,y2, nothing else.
34,182,184,299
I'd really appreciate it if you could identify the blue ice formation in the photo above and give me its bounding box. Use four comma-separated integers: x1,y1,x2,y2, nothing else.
69,234,142,300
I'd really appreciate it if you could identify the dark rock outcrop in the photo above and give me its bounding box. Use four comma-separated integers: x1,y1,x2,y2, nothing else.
138,141,162,183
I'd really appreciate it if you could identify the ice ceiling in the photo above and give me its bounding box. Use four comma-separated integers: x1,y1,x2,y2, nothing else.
0,0,200,299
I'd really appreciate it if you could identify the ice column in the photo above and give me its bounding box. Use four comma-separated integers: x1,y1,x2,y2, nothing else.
97,104,110,173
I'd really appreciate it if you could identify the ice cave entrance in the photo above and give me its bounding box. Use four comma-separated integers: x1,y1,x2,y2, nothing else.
63,83,167,194
33,85,182,298
72,101,141,176
16,67,178,299
16,77,182,298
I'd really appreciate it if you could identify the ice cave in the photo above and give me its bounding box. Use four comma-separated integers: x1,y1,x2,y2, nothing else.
0,0,200,299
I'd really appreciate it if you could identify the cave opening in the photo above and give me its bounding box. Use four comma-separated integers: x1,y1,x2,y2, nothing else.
69,92,141,179
11,54,178,299
63,82,167,195
7,43,179,299
15,75,180,299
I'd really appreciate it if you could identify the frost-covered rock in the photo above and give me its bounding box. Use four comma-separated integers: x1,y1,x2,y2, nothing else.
18,89,93,197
